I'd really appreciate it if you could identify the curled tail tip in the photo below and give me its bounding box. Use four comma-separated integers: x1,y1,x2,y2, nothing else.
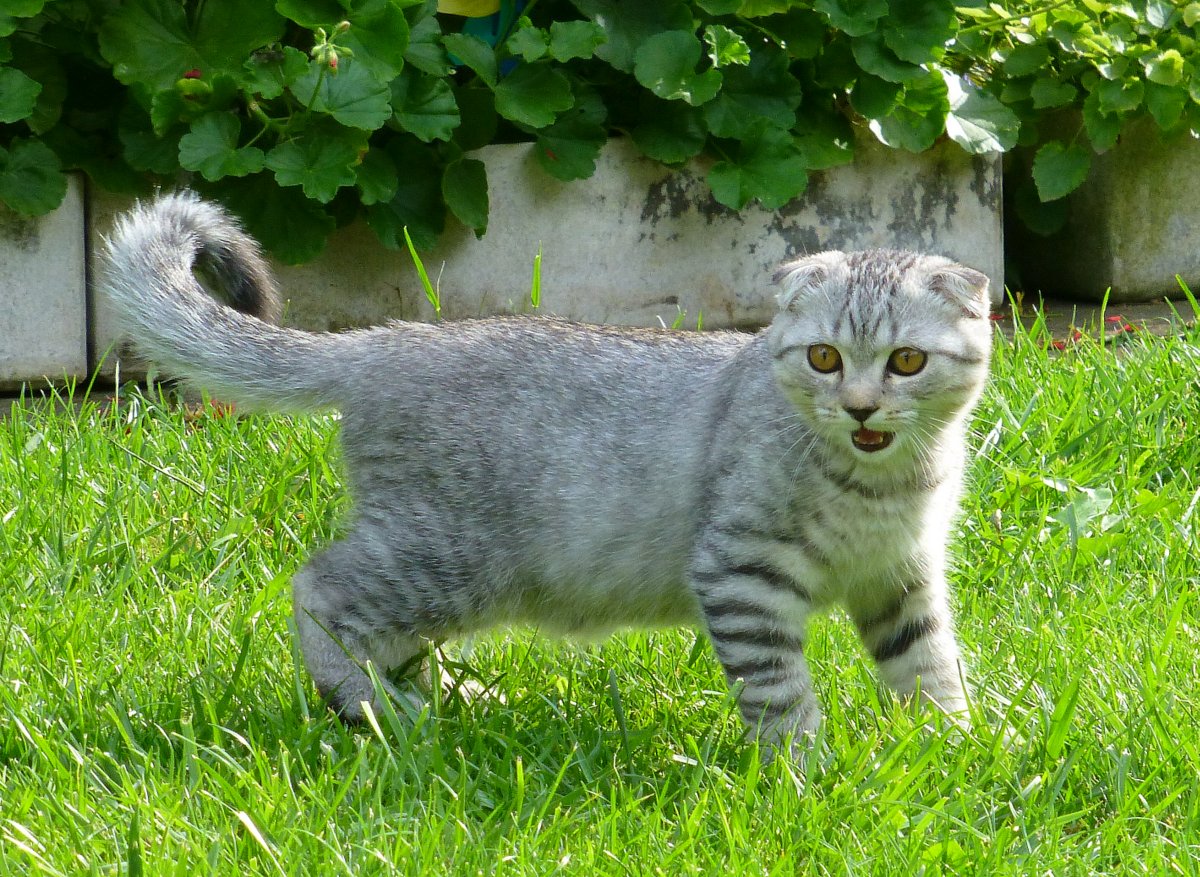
105,190,283,324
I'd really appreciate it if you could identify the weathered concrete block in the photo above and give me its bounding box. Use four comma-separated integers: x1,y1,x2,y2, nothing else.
1010,118,1199,303
413,132,1004,327
0,175,87,391
91,130,1002,378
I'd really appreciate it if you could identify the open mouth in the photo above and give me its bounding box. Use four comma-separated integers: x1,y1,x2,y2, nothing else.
851,427,894,453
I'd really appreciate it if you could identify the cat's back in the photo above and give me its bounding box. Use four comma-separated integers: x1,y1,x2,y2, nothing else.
335,315,751,432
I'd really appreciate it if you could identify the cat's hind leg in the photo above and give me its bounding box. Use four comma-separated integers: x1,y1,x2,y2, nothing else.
291,542,429,722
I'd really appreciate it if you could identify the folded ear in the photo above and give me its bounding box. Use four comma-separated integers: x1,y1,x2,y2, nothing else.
774,252,844,313
927,262,990,320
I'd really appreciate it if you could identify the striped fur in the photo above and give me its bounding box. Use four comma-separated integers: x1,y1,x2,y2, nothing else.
103,194,992,755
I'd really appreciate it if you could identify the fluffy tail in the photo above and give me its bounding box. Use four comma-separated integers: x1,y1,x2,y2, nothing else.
102,192,349,411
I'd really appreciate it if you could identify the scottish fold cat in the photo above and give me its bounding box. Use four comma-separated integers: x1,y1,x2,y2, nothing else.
103,193,992,750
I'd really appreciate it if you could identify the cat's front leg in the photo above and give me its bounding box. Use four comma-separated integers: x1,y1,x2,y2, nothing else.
694,582,822,749
850,578,971,723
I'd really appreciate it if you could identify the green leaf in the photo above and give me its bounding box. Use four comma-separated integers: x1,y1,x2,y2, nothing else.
869,72,948,151
814,0,888,38
814,35,858,89
1082,90,1121,151
737,0,792,14
793,104,855,170
355,146,398,205
758,9,824,60
405,13,451,75
944,74,1019,153
275,0,346,28
631,98,708,163
882,0,955,66
536,112,607,180
366,136,445,251
868,71,950,153
442,157,488,236
901,68,951,112
697,0,742,13
119,104,181,174
851,32,924,83
391,70,460,142
703,25,750,67
342,2,411,82
703,45,802,138
150,89,192,136
293,57,392,130
244,46,310,100
1003,44,1050,77
869,106,942,151
1144,49,1184,86
569,0,693,73
707,125,807,209
1012,178,1068,236
99,0,286,91
1145,81,1186,130
506,26,548,63
178,112,266,181
494,63,573,128
850,72,901,118
265,124,365,202
451,84,498,151
213,173,335,263
6,40,66,134
1032,140,1091,201
1030,77,1077,109
443,33,497,88
634,31,722,107
1095,77,1144,115
1134,0,1176,29
0,138,67,215
0,66,40,123
548,21,606,63
0,1,47,24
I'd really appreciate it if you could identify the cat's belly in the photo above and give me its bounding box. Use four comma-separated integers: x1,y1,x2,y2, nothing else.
500,565,700,636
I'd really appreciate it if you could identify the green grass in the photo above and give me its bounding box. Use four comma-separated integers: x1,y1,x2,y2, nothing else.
2,317,1200,875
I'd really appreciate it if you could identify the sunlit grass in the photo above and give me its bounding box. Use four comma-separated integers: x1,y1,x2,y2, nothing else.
2,315,1198,874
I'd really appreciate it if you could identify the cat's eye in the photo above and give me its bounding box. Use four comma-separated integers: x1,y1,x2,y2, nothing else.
807,344,842,374
887,347,927,376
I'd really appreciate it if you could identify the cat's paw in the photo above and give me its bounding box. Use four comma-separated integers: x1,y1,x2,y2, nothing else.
755,700,823,763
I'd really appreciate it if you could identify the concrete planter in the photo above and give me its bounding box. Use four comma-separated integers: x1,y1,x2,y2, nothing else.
0,175,87,392
1009,118,1200,303
90,132,1002,379
7,132,1003,388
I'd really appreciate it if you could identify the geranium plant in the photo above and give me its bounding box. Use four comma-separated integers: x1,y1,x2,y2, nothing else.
0,0,1195,262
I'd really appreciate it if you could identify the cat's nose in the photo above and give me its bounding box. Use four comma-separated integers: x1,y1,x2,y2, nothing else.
844,406,878,424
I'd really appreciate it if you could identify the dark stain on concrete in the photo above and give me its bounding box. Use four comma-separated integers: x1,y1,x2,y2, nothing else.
0,207,40,251
640,171,738,226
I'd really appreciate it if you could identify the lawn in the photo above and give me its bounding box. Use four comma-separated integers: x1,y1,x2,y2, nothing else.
1,311,1199,875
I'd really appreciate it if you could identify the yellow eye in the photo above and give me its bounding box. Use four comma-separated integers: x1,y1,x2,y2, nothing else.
807,344,842,374
887,347,927,376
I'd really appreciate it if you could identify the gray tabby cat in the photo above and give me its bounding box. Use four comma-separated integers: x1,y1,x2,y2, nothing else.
103,192,993,751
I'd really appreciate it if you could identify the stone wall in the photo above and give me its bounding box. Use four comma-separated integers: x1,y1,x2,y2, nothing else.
9,134,1004,389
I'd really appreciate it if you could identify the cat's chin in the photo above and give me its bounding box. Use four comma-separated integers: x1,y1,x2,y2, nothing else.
850,427,895,454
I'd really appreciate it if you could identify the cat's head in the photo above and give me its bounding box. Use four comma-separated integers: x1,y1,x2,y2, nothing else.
765,249,992,465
